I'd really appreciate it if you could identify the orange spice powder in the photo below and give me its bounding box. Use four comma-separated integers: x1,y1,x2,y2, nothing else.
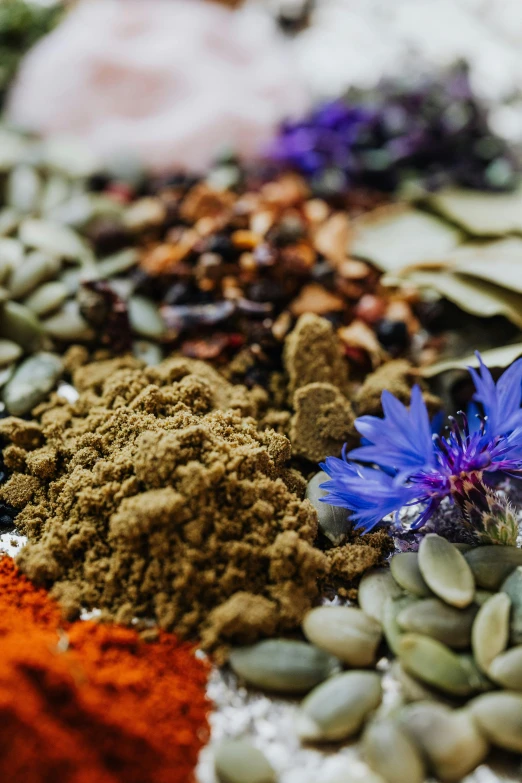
0,557,211,783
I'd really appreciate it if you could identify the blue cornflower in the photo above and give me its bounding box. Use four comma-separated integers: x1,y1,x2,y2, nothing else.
319,353,522,540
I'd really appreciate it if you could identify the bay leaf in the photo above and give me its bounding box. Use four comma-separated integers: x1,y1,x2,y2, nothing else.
350,205,462,272
420,343,522,378
403,269,522,329
429,187,522,236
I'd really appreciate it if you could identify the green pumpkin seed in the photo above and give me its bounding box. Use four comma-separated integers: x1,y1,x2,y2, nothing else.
305,471,349,545
47,191,94,228
132,341,163,366
0,301,44,352
296,670,382,742
397,598,477,648
489,646,522,690
96,248,139,280
465,545,522,589
0,209,20,237
398,703,489,781
362,718,425,783
474,589,495,606
418,534,474,608
24,281,69,317
302,606,382,667
0,237,24,270
471,592,511,673
43,137,101,179
124,197,166,232
3,352,62,416
214,740,275,783
390,552,432,597
128,295,165,339
0,339,22,366
389,661,439,703
382,595,418,656
7,165,41,213
19,218,92,263
398,634,479,696
229,639,340,694
41,175,70,214
358,568,402,624
324,770,386,783
8,251,61,299
43,301,95,342
469,691,522,752
502,566,522,644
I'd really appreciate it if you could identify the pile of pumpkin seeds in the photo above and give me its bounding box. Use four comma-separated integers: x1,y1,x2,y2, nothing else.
215,534,522,783
0,126,167,415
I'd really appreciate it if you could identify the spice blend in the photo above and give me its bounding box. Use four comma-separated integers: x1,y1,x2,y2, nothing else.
2,353,329,654
0,557,210,783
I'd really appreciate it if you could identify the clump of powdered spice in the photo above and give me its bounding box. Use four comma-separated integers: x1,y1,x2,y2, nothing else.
0,353,328,657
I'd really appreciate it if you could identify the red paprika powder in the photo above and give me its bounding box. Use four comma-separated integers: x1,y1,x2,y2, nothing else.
0,557,211,783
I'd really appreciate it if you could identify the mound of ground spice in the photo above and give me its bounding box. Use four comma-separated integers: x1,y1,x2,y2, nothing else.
0,557,210,783
2,354,327,654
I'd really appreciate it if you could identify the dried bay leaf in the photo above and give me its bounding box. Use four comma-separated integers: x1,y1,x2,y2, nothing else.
350,205,462,272
429,187,522,236
401,270,522,329
420,343,522,377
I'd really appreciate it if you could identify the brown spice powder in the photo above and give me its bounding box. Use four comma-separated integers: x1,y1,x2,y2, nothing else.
2,355,328,656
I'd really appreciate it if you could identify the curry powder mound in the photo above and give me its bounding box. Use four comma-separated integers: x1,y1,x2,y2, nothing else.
3,356,327,654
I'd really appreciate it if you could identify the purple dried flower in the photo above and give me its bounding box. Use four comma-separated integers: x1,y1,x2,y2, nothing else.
268,64,518,193
320,353,522,542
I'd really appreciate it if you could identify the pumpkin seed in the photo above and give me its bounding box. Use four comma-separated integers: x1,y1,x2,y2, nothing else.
43,301,95,342
305,471,349,545
128,295,165,339
324,769,386,783
469,692,522,753
96,248,139,280
474,589,495,606
358,568,402,624
382,595,418,656
42,137,101,179
3,352,62,416
397,598,477,648
0,301,44,352
8,251,61,299
389,661,439,703
24,281,69,317
41,175,70,214
465,545,522,589
124,197,166,232
47,191,94,228
229,639,340,694
19,218,92,263
0,340,22,366
398,634,479,696
471,592,511,673
132,341,163,366
502,566,522,644
418,534,474,608
7,165,41,213
489,646,522,690
296,670,382,742
363,718,425,783
398,703,489,781
0,209,20,237
214,740,275,783
390,552,432,597
0,237,24,269
302,606,382,667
